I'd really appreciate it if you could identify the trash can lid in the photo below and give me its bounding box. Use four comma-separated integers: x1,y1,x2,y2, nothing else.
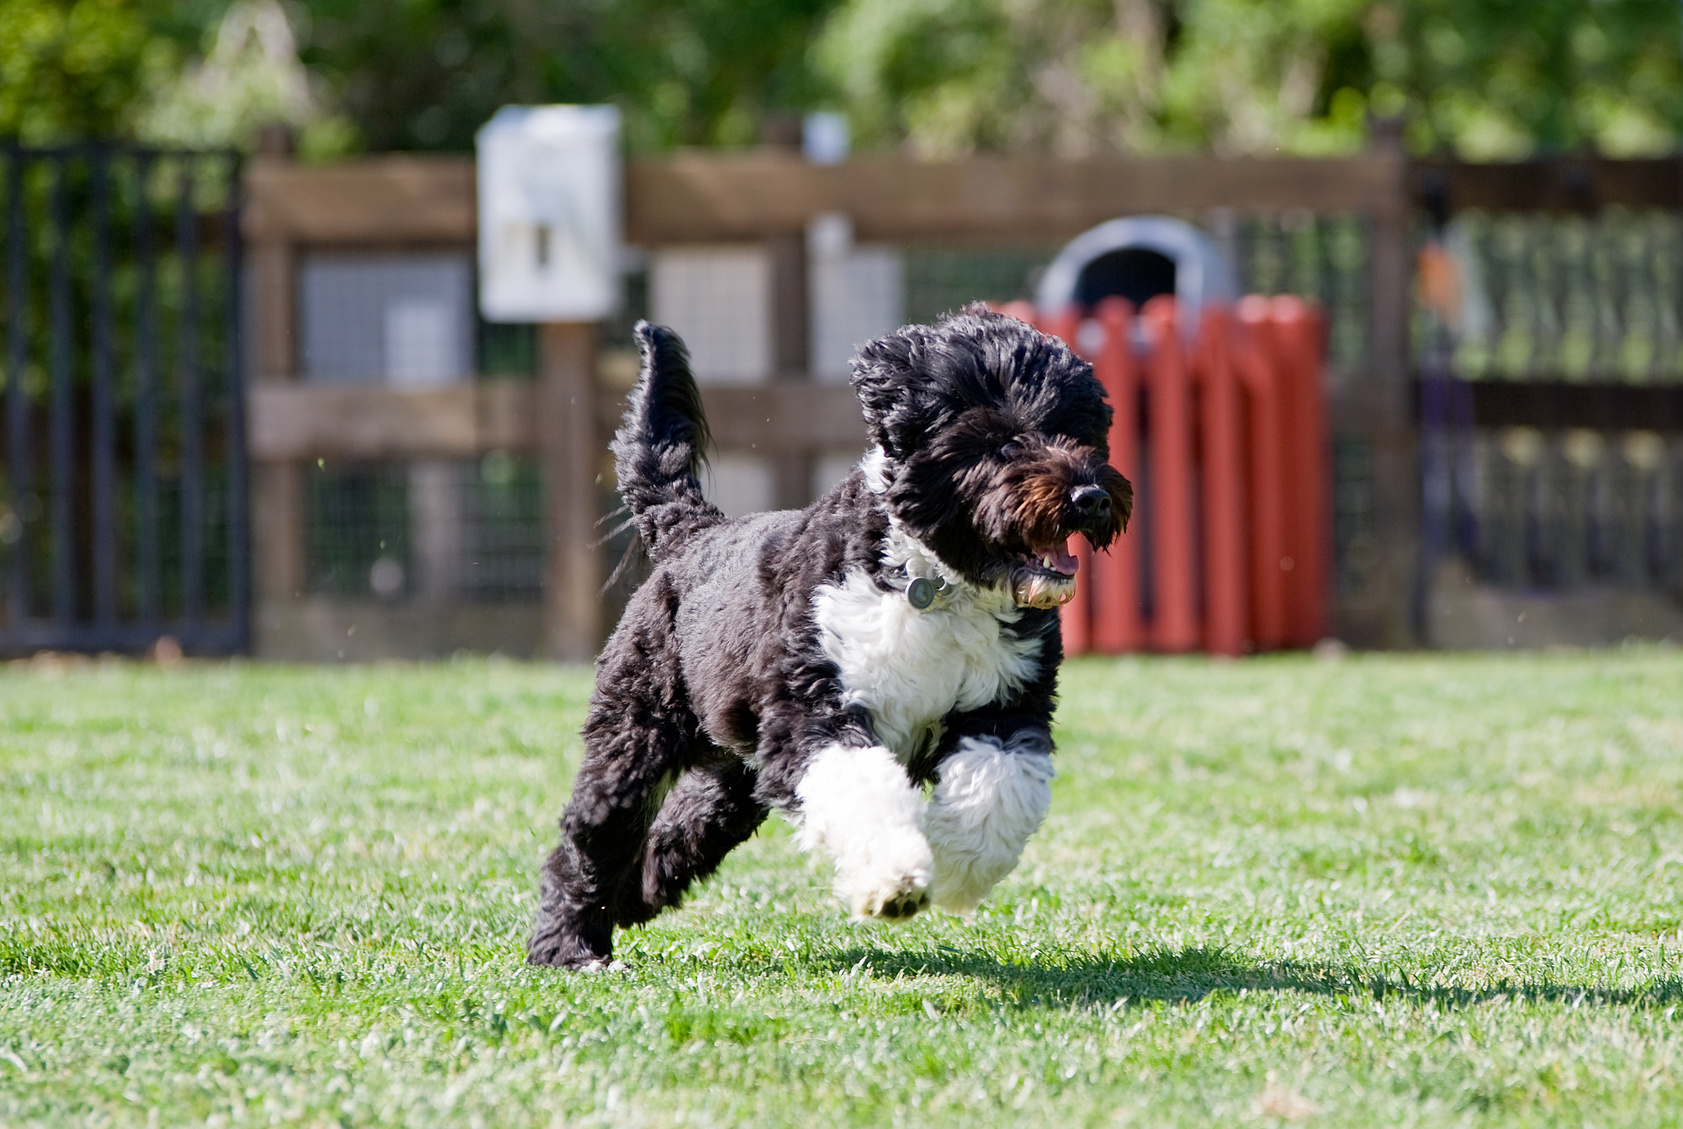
1036,215,1237,329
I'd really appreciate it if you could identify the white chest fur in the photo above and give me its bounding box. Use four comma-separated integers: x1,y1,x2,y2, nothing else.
812,526,1042,761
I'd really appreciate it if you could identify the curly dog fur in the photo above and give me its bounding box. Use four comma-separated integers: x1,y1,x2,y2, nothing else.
528,305,1131,969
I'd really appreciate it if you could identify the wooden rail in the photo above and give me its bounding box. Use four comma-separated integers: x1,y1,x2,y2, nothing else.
1410,157,1683,211
248,381,868,461
246,151,1407,247
623,152,1404,243
1430,380,1683,433
249,382,537,460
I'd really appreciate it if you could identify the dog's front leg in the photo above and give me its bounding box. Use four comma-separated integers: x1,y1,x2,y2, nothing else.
797,741,934,920
921,727,1055,915
762,734,934,922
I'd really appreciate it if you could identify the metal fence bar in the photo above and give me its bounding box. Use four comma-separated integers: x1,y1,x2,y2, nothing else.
90,147,117,624
48,154,74,623
134,152,159,621
223,152,249,648
0,142,244,654
4,146,28,623
176,158,203,625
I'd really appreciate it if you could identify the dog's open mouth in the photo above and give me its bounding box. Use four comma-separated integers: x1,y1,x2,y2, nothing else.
1009,538,1079,609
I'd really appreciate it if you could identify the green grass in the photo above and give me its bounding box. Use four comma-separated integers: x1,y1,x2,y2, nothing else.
4,650,1683,1126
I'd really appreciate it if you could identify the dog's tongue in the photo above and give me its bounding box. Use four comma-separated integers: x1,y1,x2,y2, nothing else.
1041,540,1079,576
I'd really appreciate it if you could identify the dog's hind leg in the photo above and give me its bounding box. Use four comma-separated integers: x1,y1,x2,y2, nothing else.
528,582,695,970
615,759,767,925
528,736,679,969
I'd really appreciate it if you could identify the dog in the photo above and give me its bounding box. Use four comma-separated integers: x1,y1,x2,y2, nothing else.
528,305,1132,969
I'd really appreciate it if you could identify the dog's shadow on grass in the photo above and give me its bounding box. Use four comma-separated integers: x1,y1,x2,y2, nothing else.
824,944,1683,1011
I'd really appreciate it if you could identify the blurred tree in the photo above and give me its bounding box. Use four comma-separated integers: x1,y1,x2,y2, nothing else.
0,0,335,149
1378,0,1683,158
0,0,174,142
296,0,835,152
1153,0,1377,155
815,0,1683,157
139,0,347,154
3,0,833,153
4,0,1679,157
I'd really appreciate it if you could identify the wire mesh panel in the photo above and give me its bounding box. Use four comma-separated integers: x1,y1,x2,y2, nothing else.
299,252,475,385
1440,209,1683,383
1436,428,1683,592
304,455,543,603
648,248,772,383
1230,212,1370,375
0,144,246,653
809,239,903,382
1420,206,1683,603
904,247,1057,325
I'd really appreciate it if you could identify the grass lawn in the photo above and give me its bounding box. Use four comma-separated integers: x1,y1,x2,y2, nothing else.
3,650,1683,1126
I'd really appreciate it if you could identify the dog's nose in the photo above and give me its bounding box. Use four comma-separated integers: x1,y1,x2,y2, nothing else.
1071,485,1111,520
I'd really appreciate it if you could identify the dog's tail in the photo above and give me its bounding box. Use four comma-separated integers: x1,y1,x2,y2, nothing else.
611,322,725,563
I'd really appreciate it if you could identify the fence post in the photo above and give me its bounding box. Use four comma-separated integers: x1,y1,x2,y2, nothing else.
540,322,603,662
1333,123,1418,647
245,142,308,646
768,228,815,510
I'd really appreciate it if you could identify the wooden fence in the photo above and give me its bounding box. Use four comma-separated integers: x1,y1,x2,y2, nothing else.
246,144,1683,658
243,144,1416,658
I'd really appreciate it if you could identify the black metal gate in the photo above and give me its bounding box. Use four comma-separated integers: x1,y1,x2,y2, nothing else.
0,143,247,654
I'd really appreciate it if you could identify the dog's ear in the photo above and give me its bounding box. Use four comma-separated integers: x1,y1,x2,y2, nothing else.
854,331,908,450
848,330,911,457
850,325,949,461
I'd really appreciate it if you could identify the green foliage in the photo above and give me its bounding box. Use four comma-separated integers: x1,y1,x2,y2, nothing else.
3,652,1683,1124
1380,0,1683,157
295,0,835,153
0,0,175,142
137,0,344,154
0,0,339,151
816,0,1683,156
818,0,1377,156
3,0,1680,156
1154,0,1377,154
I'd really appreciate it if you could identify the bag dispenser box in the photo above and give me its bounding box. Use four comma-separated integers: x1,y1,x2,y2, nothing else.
476,105,623,322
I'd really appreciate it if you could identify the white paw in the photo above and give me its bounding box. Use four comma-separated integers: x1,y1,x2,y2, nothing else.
794,742,933,922
574,958,629,974
843,831,935,922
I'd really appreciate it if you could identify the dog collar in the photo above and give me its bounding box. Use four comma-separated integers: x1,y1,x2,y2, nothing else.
892,568,954,611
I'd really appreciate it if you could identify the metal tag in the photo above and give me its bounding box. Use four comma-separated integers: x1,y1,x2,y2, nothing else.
906,577,936,610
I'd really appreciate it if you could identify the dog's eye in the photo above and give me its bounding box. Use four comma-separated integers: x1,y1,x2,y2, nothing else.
1000,441,1022,458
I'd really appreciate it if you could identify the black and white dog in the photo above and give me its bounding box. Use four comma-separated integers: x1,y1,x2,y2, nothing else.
528,305,1131,969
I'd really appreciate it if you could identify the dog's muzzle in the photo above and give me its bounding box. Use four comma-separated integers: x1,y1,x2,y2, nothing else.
1009,536,1081,610
1010,566,1077,610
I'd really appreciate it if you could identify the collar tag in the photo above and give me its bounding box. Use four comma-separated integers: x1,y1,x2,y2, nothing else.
902,573,953,611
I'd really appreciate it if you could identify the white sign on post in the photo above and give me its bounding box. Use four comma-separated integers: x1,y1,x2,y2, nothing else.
477,104,622,322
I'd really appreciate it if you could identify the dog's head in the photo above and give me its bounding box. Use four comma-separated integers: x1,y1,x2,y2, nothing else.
851,305,1133,606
